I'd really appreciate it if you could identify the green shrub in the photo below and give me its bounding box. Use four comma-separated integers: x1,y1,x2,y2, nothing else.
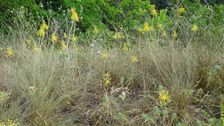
64,0,157,31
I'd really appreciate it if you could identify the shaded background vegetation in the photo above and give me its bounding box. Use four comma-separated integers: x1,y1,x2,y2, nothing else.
0,0,224,33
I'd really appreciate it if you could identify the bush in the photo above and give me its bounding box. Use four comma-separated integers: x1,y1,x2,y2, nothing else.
64,0,157,31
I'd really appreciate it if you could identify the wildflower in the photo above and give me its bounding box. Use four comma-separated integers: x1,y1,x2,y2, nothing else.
131,55,138,63
40,20,48,30
103,72,112,87
70,8,79,22
177,7,186,15
63,33,68,39
159,90,170,105
51,33,58,43
0,91,10,102
150,5,157,16
139,22,151,33
37,29,45,37
122,43,129,52
37,20,48,37
93,25,99,33
101,52,109,60
6,47,15,58
71,35,78,42
113,32,124,39
191,24,199,32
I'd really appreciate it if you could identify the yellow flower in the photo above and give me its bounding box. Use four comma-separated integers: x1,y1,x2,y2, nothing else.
71,35,78,42
177,7,186,14
131,55,138,63
0,91,10,102
37,29,46,37
101,52,109,60
122,43,129,52
37,20,48,37
139,22,151,33
40,20,48,30
51,33,58,43
0,47,3,52
103,72,112,87
93,25,99,33
63,33,68,39
150,5,157,16
70,8,79,22
6,47,15,58
159,90,170,105
113,32,124,39
191,24,199,32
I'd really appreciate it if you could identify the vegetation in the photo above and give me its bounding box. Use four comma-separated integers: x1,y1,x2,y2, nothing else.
0,0,224,126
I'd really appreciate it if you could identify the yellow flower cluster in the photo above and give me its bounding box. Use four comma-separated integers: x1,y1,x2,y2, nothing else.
177,7,186,15
51,33,58,43
139,22,152,33
70,8,79,22
103,72,112,87
113,32,124,39
6,47,15,58
71,35,78,42
93,25,99,33
150,5,158,16
159,90,170,105
37,20,48,37
131,55,138,63
101,52,109,60
191,24,199,32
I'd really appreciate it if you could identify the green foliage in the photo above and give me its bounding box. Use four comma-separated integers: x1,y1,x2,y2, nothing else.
0,0,45,33
35,0,66,11
64,0,155,31
64,0,103,30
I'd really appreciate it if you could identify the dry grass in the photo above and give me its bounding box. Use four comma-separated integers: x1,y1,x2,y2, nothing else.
0,33,224,125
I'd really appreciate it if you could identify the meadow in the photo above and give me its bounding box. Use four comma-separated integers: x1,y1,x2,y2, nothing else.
0,1,224,126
